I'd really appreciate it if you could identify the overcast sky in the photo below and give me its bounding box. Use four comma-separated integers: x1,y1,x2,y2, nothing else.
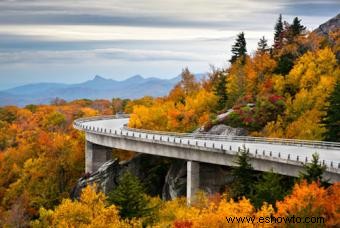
0,0,339,89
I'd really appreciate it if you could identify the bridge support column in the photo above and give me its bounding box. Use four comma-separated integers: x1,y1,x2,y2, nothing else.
85,141,112,173
187,161,200,205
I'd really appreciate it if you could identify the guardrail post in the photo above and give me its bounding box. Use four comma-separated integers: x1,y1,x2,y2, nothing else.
338,163,340,169
188,140,190,145
180,139,182,143
132,132,135,137
167,137,170,142
238,147,240,152
230,146,232,150
139,133,141,138
278,152,280,158
305,157,308,163
323,160,325,165
196,141,198,146
109,129,112,134
204,142,206,147
331,162,333,168
221,144,223,150
297,156,299,161
153,135,155,140
288,154,290,160
255,149,258,155
263,150,265,156
160,136,162,141
212,143,215,148
270,151,272,156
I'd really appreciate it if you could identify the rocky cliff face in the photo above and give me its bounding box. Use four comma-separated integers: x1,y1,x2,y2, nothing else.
314,13,339,36
71,154,170,198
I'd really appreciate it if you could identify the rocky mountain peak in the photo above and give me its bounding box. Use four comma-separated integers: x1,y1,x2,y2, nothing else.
314,13,340,36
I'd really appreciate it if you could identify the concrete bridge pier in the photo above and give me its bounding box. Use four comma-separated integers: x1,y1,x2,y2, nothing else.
85,141,112,173
187,160,200,205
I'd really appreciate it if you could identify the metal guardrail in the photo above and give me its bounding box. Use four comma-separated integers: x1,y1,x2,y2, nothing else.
121,128,340,150
73,115,340,171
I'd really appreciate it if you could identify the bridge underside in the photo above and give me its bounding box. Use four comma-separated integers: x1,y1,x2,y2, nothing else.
84,132,340,203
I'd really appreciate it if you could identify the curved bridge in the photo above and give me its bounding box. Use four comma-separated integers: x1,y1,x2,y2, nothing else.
74,115,340,202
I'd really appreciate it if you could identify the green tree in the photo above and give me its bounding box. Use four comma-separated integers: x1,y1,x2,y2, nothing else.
107,172,150,219
213,71,228,110
273,14,284,50
323,80,340,142
274,53,295,75
229,32,247,64
290,17,306,37
257,36,269,54
231,147,255,199
299,153,326,184
252,170,286,208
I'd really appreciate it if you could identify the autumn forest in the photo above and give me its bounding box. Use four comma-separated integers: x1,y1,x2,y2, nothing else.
0,14,340,227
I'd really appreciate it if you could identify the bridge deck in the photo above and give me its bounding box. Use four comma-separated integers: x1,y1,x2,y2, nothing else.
77,117,340,168
73,116,340,182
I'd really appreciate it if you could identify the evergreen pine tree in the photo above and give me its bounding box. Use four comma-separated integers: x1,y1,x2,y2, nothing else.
231,147,255,199
257,36,269,54
107,172,151,219
299,153,327,184
229,32,247,64
273,14,284,49
213,71,228,110
252,170,286,208
323,80,340,142
274,53,295,75
290,17,306,37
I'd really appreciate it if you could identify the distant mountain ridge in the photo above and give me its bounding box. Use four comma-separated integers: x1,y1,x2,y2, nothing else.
0,74,205,106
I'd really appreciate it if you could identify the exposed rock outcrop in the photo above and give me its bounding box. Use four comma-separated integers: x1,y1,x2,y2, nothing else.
162,160,187,200
314,13,339,36
71,153,170,199
206,124,247,136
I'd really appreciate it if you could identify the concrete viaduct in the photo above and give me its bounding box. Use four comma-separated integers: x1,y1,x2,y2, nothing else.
74,115,340,203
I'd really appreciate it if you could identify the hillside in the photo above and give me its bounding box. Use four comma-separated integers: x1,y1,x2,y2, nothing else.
0,13,339,227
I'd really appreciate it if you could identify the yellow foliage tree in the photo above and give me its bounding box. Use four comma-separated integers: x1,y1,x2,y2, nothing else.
32,185,141,227
263,48,339,139
129,89,217,133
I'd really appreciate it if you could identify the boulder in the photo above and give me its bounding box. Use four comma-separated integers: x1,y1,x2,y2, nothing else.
71,153,170,199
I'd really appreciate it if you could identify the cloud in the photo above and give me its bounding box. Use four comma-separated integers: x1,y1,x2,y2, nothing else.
0,48,216,65
0,0,323,29
0,0,338,87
